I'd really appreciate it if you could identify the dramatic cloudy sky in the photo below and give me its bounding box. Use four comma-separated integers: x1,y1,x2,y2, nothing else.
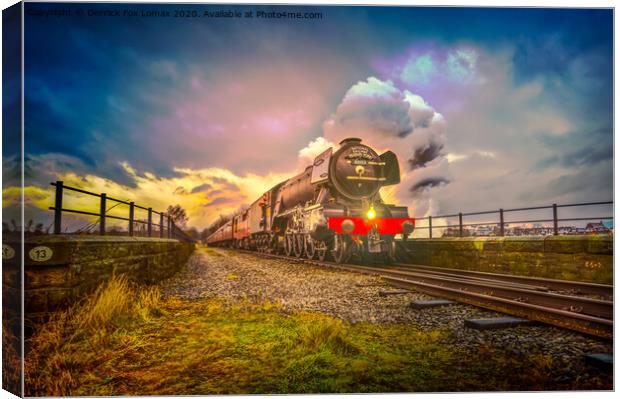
4,3,613,230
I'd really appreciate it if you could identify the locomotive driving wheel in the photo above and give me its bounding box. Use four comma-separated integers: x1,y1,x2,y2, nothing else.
304,234,316,259
270,236,279,254
293,234,304,258
316,240,328,261
284,234,294,256
332,234,351,264
261,234,270,253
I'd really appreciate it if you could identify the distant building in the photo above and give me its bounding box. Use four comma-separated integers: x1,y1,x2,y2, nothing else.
440,221,612,238
585,221,609,234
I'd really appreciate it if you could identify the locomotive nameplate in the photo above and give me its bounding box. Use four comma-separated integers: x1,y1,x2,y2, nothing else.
350,159,368,165
345,146,375,160
347,160,386,166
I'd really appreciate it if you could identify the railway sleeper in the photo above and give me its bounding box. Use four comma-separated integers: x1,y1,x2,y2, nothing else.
464,316,538,331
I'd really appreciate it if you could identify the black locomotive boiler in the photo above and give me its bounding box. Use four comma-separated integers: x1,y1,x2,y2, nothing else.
206,137,415,263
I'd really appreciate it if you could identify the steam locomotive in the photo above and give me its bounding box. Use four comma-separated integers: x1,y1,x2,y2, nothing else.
206,138,415,263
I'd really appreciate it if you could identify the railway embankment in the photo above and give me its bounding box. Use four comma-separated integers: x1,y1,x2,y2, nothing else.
404,235,612,284
22,246,612,395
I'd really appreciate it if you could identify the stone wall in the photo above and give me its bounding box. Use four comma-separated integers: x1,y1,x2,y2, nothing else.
2,235,195,316
405,235,612,284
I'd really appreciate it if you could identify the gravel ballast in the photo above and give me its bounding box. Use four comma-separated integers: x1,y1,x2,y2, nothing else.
159,247,613,386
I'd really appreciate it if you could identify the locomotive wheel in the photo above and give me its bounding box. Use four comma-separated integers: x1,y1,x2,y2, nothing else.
316,241,328,261
332,235,351,264
270,237,278,254
386,240,397,264
304,235,316,259
284,234,294,256
293,234,304,258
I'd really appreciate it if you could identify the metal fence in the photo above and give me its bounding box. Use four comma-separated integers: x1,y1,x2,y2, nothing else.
419,201,613,238
49,181,194,242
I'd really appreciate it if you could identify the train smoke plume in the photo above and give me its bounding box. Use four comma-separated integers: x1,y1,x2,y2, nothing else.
320,77,451,217
411,177,450,195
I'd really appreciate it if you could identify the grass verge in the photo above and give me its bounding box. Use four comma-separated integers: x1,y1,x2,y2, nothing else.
24,276,612,396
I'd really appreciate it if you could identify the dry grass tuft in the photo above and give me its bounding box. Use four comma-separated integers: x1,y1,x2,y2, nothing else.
24,275,163,396
295,314,353,353
2,321,22,394
77,275,132,331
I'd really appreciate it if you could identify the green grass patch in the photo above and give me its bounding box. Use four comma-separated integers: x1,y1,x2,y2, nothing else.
24,276,612,396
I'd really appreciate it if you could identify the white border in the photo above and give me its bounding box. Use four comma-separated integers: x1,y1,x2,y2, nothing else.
0,1,616,399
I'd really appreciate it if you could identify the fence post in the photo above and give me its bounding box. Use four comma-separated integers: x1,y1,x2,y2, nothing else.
160,213,164,238
129,202,135,236
499,208,504,237
553,203,558,236
428,216,433,239
53,181,64,234
459,213,463,237
99,193,107,235
167,216,171,238
147,208,152,237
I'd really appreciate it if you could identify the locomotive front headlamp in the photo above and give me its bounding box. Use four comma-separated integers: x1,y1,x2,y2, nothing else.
366,206,376,220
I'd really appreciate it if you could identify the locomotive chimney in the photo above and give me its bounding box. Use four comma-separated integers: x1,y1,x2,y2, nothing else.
339,137,362,146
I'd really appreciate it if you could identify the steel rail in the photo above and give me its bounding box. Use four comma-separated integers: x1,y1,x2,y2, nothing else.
383,266,552,292
229,248,613,338
302,261,613,320
384,276,612,339
391,263,613,297
243,250,612,318
374,269,613,319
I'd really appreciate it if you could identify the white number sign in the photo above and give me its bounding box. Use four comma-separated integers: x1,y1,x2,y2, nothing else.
28,246,53,262
2,244,15,260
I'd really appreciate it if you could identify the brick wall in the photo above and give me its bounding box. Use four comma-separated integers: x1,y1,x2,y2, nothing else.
405,235,612,284
2,236,195,317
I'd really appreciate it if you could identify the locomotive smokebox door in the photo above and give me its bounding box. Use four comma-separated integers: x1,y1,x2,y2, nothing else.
330,138,385,200
310,147,332,184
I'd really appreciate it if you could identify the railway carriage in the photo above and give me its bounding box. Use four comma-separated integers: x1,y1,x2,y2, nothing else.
205,220,233,247
232,210,250,249
207,137,416,263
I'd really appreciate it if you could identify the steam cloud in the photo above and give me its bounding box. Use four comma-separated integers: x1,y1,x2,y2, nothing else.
319,77,451,217
410,143,444,170
411,177,450,195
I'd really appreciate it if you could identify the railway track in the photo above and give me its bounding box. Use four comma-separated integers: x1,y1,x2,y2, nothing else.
390,263,613,297
229,248,613,339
